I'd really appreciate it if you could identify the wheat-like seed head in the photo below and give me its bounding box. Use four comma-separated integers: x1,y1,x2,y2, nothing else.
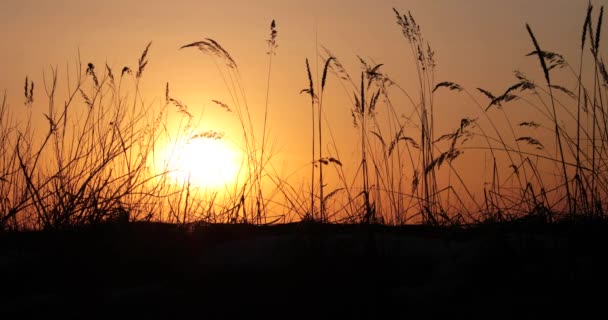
211,100,232,112
583,3,593,50
305,58,314,100
321,57,335,92
433,81,462,93
594,7,604,54
137,42,152,78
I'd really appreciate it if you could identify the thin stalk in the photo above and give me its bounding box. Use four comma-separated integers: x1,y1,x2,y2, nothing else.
526,24,572,214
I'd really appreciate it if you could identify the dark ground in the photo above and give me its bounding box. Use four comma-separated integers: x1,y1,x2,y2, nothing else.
1,220,607,319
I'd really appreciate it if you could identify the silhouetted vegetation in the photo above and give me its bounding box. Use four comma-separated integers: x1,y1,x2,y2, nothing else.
2,6,608,230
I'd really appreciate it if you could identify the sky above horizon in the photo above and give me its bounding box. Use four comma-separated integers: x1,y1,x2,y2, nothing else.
0,0,605,214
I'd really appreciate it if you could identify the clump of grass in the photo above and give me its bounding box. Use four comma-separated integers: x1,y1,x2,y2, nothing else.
180,19,286,225
0,43,162,229
300,55,340,222
302,58,317,220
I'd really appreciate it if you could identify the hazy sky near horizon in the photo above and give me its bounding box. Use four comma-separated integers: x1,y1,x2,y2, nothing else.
0,0,605,191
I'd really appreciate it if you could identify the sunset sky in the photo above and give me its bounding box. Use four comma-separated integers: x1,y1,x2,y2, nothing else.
0,0,603,216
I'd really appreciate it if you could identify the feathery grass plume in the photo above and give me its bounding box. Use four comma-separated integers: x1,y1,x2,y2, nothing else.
525,50,567,71
393,8,410,39
460,117,475,130
393,8,421,42
482,83,523,111
367,65,385,88
519,121,541,128
171,99,192,119
400,136,419,149
318,157,343,166
206,38,237,69
121,66,132,77
408,11,420,37
106,64,115,85
79,89,92,108
328,157,342,166
358,55,370,71
211,100,232,112
387,128,403,156
180,41,215,56
358,57,385,87
417,45,425,63
22,75,35,105
426,43,436,70
368,89,381,115
549,84,576,98
388,125,420,156
368,63,383,76
350,109,358,128
504,82,525,94
322,46,352,81
370,131,385,146
599,61,608,86
191,130,224,140
136,42,152,78
583,89,589,112
594,6,603,54
526,25,551,84
583,3,593,50
181,39,238,69
435,132,457,143
368,63,384,76
181,41,208,51
28,80,34,104
433,81,462,93
323,188,344,203
388,134,419,156
425,149,462,175
516,137,544,149
477,87,496,100
302,58,315,100
43,113,56,133
86,63,99,87
456,118,476,146
165,82,169,104
514,70,536,90
321,57,335,91
267,19,278,55
411,169,419,193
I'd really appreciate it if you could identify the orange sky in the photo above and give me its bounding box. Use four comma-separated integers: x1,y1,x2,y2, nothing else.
0,0,603,218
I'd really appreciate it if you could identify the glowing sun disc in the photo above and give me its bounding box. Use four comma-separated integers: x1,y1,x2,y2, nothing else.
168,136,240,188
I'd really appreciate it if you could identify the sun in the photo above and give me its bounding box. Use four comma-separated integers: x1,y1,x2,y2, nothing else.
166,133,241,189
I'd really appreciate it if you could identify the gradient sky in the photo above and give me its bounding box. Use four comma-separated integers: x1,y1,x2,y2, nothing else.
0,0,604,204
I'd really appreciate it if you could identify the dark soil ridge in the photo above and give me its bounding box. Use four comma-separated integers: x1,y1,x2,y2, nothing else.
1,220,607,319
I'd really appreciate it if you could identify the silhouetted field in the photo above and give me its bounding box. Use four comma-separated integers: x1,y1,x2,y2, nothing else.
1,220,607,318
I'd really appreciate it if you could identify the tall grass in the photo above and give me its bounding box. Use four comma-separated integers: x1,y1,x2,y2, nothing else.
0,49,157,229
1,5,607,231
306,5,608,225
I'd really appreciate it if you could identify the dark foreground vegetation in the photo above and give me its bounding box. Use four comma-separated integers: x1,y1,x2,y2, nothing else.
1,219,607,319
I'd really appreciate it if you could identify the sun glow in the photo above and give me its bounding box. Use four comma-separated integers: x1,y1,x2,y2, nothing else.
165,134,241,189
